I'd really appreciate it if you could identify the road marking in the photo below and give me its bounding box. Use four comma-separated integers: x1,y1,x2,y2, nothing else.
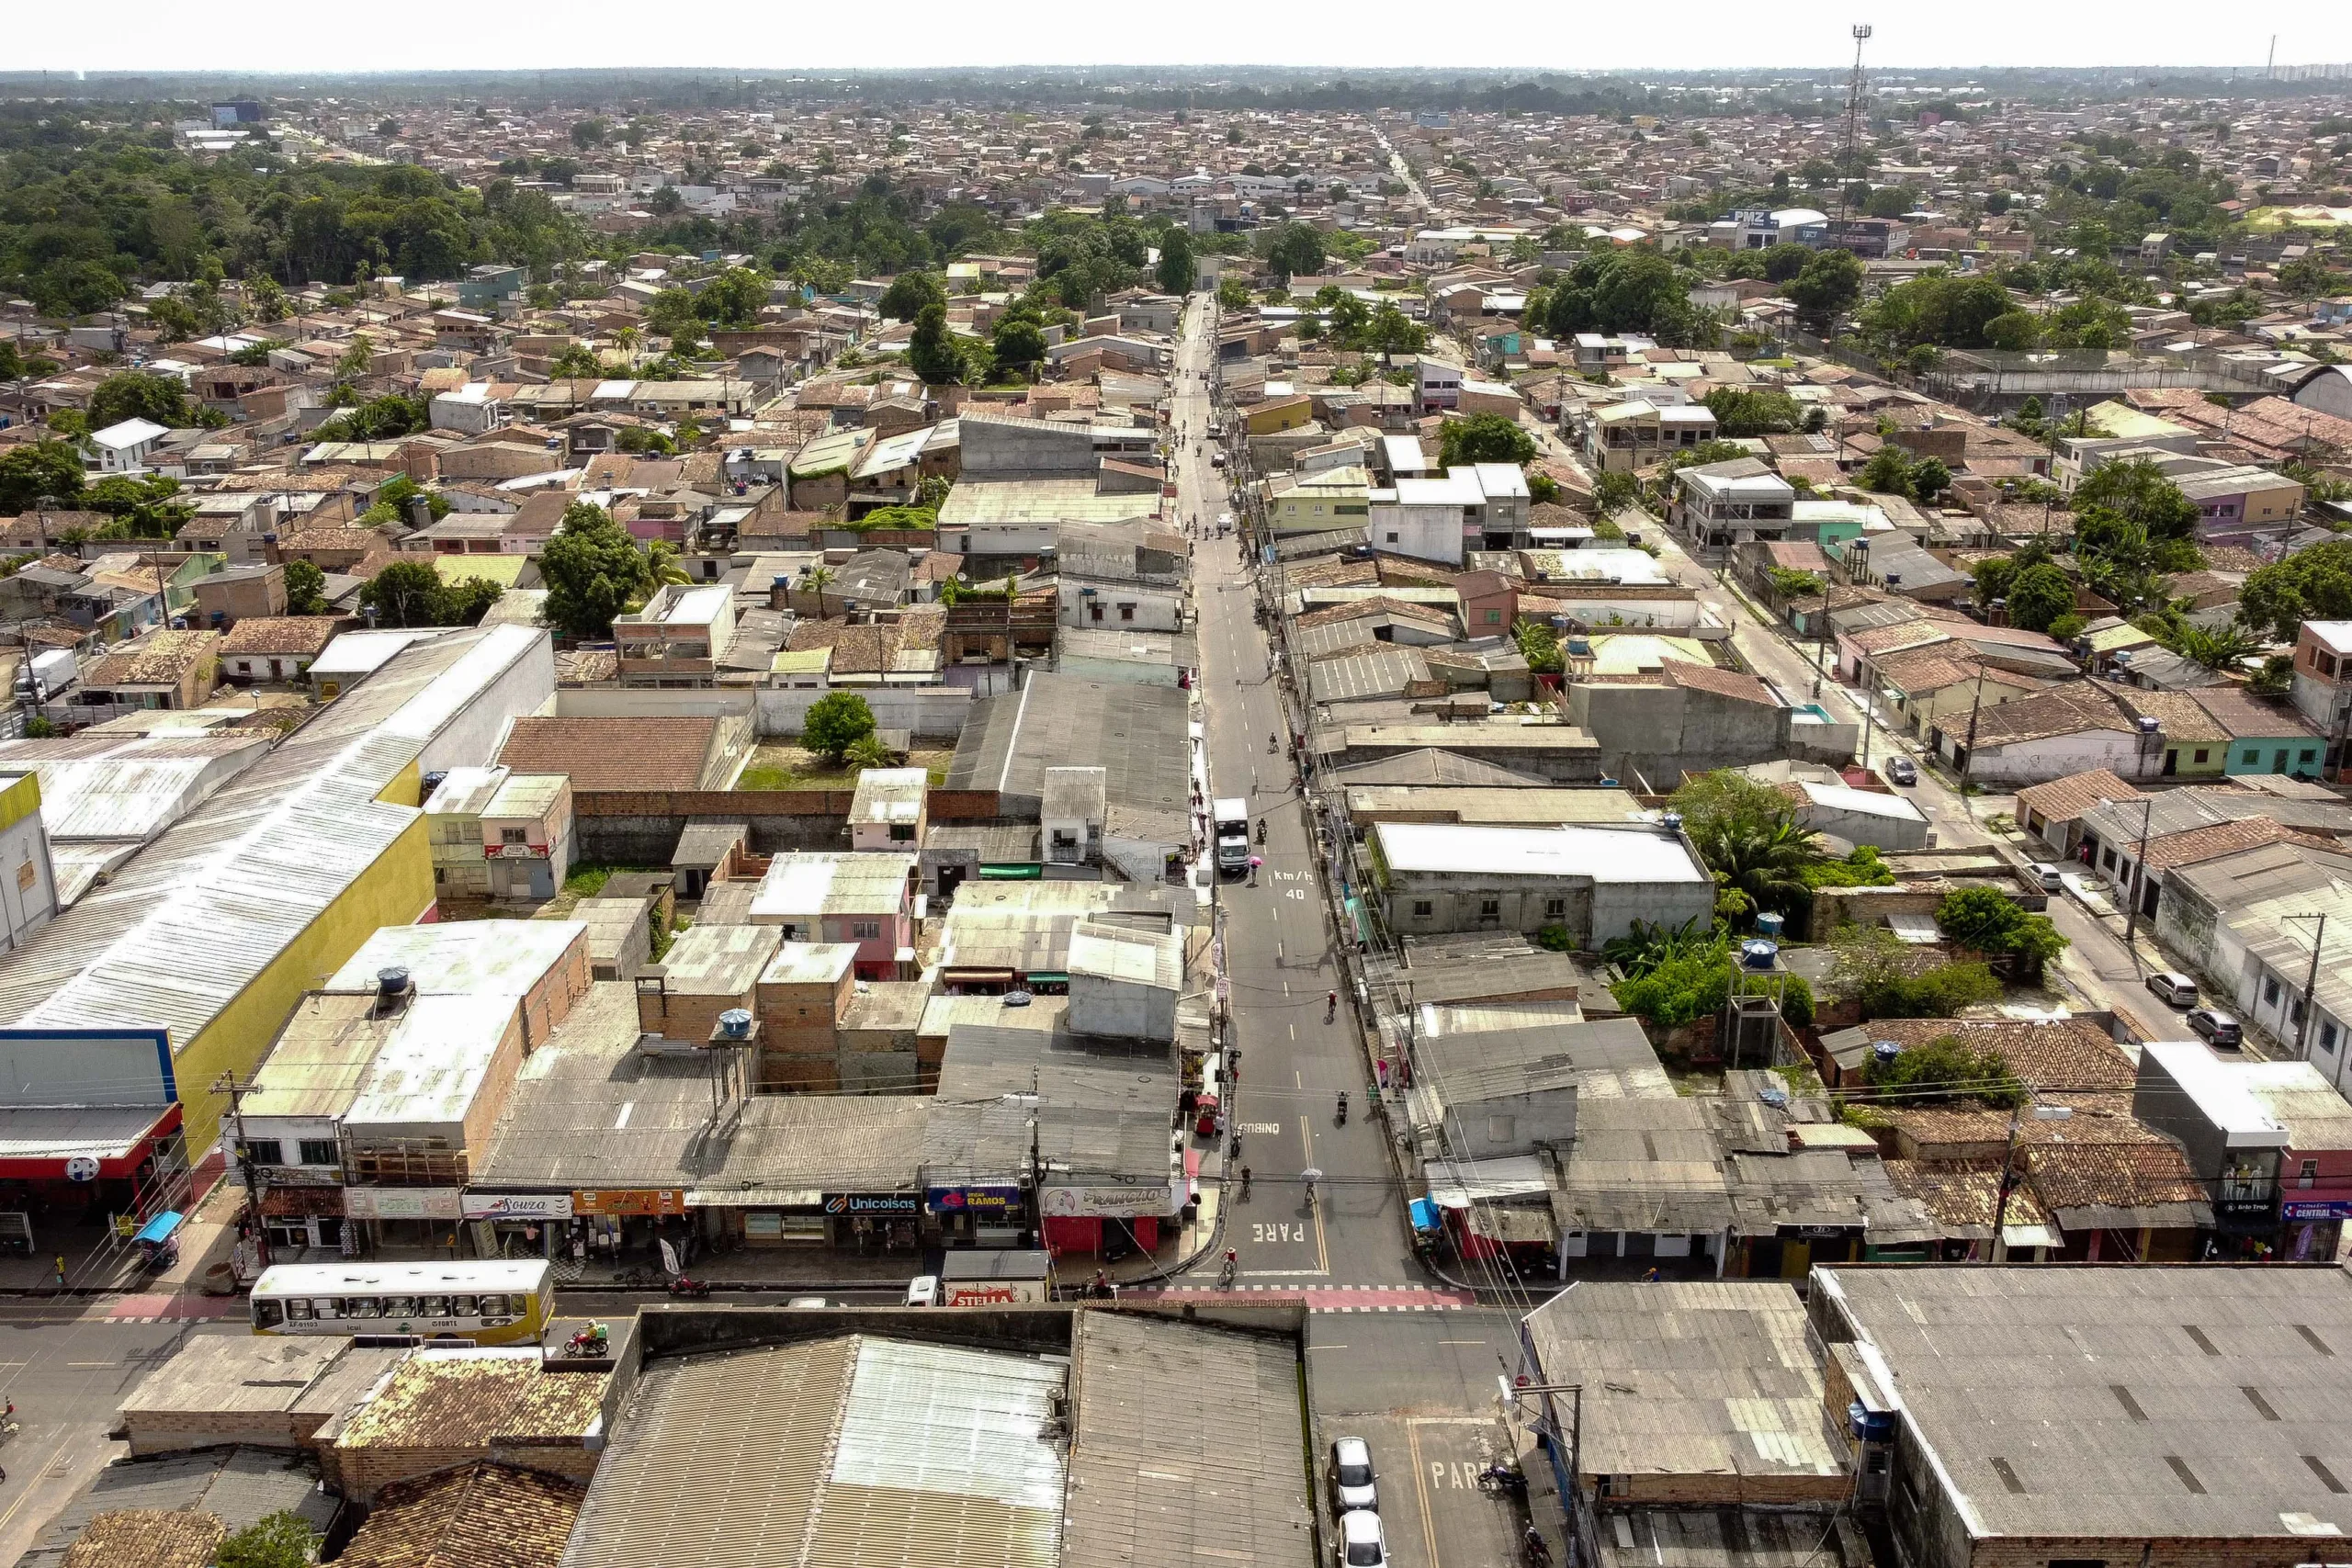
66,1361,113,1369
1438,1341,1490,1347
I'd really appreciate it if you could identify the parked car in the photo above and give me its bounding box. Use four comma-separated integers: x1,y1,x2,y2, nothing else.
2187,1007,2243,1049
1329,1437,1378,1514
901,1277,938,1307
1885,757,1917,786
2030,863,2065,894
1336,1509,1390,1568
2145,972,2199,1008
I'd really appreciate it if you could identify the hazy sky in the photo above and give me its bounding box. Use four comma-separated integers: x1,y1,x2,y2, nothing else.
13,1,2352,76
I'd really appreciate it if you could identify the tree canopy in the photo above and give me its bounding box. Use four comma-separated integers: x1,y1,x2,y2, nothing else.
1438,412,1535,468
540,501,654,640
802,690,878,761
2243,538,2352,641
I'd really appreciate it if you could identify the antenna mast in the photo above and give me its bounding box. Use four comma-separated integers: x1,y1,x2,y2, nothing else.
1838,25,1873,221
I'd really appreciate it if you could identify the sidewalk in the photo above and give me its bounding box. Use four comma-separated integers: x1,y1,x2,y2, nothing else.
0,1159,238,1297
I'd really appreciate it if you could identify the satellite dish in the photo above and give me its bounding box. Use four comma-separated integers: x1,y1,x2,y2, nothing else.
64,1156,99,1183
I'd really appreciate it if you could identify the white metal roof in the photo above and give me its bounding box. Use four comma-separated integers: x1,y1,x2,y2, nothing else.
1374,822,1708,884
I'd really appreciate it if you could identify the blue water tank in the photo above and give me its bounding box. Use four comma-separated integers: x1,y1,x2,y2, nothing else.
1872,1040,1902,1067
1755,911,1785,940
1740,939,1779,971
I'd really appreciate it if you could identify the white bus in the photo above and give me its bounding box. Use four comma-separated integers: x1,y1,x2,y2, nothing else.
250,1259,555,1345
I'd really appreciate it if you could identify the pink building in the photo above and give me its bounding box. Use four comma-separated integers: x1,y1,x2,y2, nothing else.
748,852,919,979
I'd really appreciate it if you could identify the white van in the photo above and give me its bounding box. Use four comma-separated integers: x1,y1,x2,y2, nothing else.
902,1276,939,1307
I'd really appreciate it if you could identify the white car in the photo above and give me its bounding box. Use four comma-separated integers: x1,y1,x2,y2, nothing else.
1329,1437,1377,1513
1336,1510,1390,1568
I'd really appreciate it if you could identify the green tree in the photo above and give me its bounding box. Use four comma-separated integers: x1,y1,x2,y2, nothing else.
1861,1032,2027,1107
908,302,963,385
1263,221,1325,282
1155,231,1195,296
1859,271,2018,355
2007,562,2077,633
88,370,192,430
360,559,455,627
2242,538,2352,640
1759,243,1815,284
1216,276,1252,310
1972,555,2020,608
878,270,945,321
1858,445,1917,499
1512,617,1563,674
844,733,897,771
694,267,771,331
85,473,195,538
1438,412,1535,468
991,316,1047,378
1910,456,1952,505
1702,386,1804,437
284,558,329,615
1785,248,1864,327
2157,618,2263,672
540,502,653,640
802,690,878,761
2073,457,2199,541
216,1510,319,1568
545,344,605,378
0,442,87,513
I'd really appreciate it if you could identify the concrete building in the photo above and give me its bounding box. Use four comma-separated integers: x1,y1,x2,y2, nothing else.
847,768,927,852
613,584,736,689
1812,1265,2352,1568
1368,820,1713,948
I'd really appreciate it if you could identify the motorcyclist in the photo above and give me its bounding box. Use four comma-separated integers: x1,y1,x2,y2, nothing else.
1239,1165,1252,1196
1336,1090,1349,1123
1268,730,1278,752
1326,989,1338,1020
1255,819,1266,845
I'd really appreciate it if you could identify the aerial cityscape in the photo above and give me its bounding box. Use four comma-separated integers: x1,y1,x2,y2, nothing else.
6,39,2352,1568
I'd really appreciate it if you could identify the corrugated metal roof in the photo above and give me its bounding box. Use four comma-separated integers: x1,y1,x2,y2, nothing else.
0,629,544,1050
562,1335,1065,1568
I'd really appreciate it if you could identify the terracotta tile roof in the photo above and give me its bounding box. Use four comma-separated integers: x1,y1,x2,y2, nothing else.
1884,1160,2054,1232
1849,1018,2137,1091
1660,660,1779,706
2102,682,2228,743
2143,816,2336,873
1295,595,1455,633
335,1356,605,1451
498,715,718,792
2188,683,2318,739
219,616,349,658
336,1462,583,1568
2025,1139,2209,1213
786,620,900,674
62,1511,223,1568
1850,619,1953,656
2015,768,2143,824
1966,683,2133,747
84,629,220,689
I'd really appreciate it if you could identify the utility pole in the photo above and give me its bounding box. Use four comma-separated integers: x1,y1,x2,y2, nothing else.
2120,795,2156,953
215,1073,270,1272
2290,913,2328,1059
1812,580,1830,699
1956,662,1989,795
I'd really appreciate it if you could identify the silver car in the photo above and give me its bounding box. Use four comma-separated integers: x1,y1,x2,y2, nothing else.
1329,1437,1377,1514
1337,1509,1390,1568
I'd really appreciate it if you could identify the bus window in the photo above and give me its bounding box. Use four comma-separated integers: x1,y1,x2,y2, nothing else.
419,1295,449,1318
254,1300,285,1328
384,1296,419,1318
453,1295,478,1317
481,1293,510,1318
348,1297,383,1319
286,1299,313,1321
315,1298,342,1320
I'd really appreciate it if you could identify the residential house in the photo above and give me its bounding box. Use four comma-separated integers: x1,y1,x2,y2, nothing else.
748,852,920,978
848,768,928,852
87,418,170,475
218,617,348,683
479,772,574,901
79,628,220,712
612,584,737,689
1669,458,1795,558
1367,821,1714,948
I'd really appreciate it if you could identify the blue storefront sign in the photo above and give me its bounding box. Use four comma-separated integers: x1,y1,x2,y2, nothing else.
925,1183,1023,1214
2283,1199,2352,1222
824,1192,922,1216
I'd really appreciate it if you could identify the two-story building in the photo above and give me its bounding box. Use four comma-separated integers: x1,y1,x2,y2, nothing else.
2289,620,2352,776
848,769,928,852
479,772,575,901
1669,458,1797,558
2132,1039,2289,1254
612,584,737,689
749,852,920,978
1580,398,1718,474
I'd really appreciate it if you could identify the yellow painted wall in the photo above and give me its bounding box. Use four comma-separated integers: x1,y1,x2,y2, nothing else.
0,773,40,833
175,813,435,1153
378,759,424,809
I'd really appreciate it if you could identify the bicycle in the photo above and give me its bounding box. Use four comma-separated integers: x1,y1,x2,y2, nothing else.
1218,1248,1238,1287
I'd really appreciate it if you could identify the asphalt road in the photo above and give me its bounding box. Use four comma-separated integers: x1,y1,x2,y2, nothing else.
1170,298,1419,1294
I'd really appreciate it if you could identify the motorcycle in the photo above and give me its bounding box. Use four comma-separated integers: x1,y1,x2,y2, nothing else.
1255,819,1266,845
1336,1092,1349,1126
666,1275,713,1299
1478,1461,1528,1497
564,1325,611,1358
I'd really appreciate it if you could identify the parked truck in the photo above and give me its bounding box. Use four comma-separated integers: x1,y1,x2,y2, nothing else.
905,1248,1054,1306
1213,797,1250,876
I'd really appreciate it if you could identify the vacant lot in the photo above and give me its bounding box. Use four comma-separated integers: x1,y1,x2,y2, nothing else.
737,742,953,790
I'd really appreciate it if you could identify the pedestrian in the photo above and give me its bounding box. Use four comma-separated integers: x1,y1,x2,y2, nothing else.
1376,1058,1390,1090
52,1254,66,1291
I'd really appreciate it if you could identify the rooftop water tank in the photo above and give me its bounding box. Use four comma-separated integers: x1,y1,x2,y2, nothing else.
1755,911,1785,940
718,1008,753,1041
377,966,412,1000
1871,1040,1902,1067
1740,939,1779,971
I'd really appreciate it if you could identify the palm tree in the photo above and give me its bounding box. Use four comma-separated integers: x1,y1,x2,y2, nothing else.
804,564,835,620
2160,618,2264,672
1700,816,1821,923
613,324,641,367
645,539,691,587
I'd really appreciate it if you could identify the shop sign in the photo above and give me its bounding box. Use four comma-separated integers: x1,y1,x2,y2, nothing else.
345,1187,461,1220
1041,1182,1180,1218
462,1191,574,1221
824,1192,922,1216
573,1189,687,1216
2284,1199,2352,1222
925,1183,1023,1213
